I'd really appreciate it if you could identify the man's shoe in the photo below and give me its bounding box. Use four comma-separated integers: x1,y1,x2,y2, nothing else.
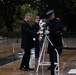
27,68,34,71
20,67,28,71
20,67,34,71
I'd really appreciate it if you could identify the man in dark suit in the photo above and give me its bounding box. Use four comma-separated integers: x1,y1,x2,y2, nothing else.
20,13,40,71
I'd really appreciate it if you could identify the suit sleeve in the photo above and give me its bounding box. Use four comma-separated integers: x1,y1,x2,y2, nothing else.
21,23,37,35
32,25,39,32
51,20,63,33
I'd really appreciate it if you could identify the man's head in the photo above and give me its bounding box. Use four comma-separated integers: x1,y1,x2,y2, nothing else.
46,10,55,20
49,12,55,20
24,13,32,22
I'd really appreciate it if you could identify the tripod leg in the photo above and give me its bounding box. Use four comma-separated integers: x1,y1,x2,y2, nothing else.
42,37,47,70
36,63,40,73
36,36,47,73
55,48,60,75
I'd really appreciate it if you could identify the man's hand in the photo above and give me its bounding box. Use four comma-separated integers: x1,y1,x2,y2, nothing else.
40,27,44,31
37,30,43,34
39,30,43,34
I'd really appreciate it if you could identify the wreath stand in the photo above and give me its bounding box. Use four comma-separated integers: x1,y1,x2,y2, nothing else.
36,34,60,75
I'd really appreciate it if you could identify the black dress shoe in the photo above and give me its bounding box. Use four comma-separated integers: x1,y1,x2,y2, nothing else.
20,67,34,71
20,67,28,71
27,68,34,71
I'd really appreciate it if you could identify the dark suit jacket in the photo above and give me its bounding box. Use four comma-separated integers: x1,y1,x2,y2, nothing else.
47,18,63,54
21,21,36,49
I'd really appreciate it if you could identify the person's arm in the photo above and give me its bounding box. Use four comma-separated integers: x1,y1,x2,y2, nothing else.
21,22,37,35
32,24,38,32
51,20,63,33
32,24,40,32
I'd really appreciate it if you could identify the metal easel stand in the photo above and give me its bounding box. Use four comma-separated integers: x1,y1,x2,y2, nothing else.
36,34,60,75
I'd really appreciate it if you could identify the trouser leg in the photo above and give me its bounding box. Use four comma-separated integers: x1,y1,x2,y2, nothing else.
49,46,57,66
35,40,40,58
20,49,30,68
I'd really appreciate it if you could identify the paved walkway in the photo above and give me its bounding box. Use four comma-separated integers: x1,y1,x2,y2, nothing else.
0,37,76,75
64,37,76,48
0,49,76,75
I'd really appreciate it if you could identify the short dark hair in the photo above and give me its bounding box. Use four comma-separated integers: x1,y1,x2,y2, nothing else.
25,13,32,18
